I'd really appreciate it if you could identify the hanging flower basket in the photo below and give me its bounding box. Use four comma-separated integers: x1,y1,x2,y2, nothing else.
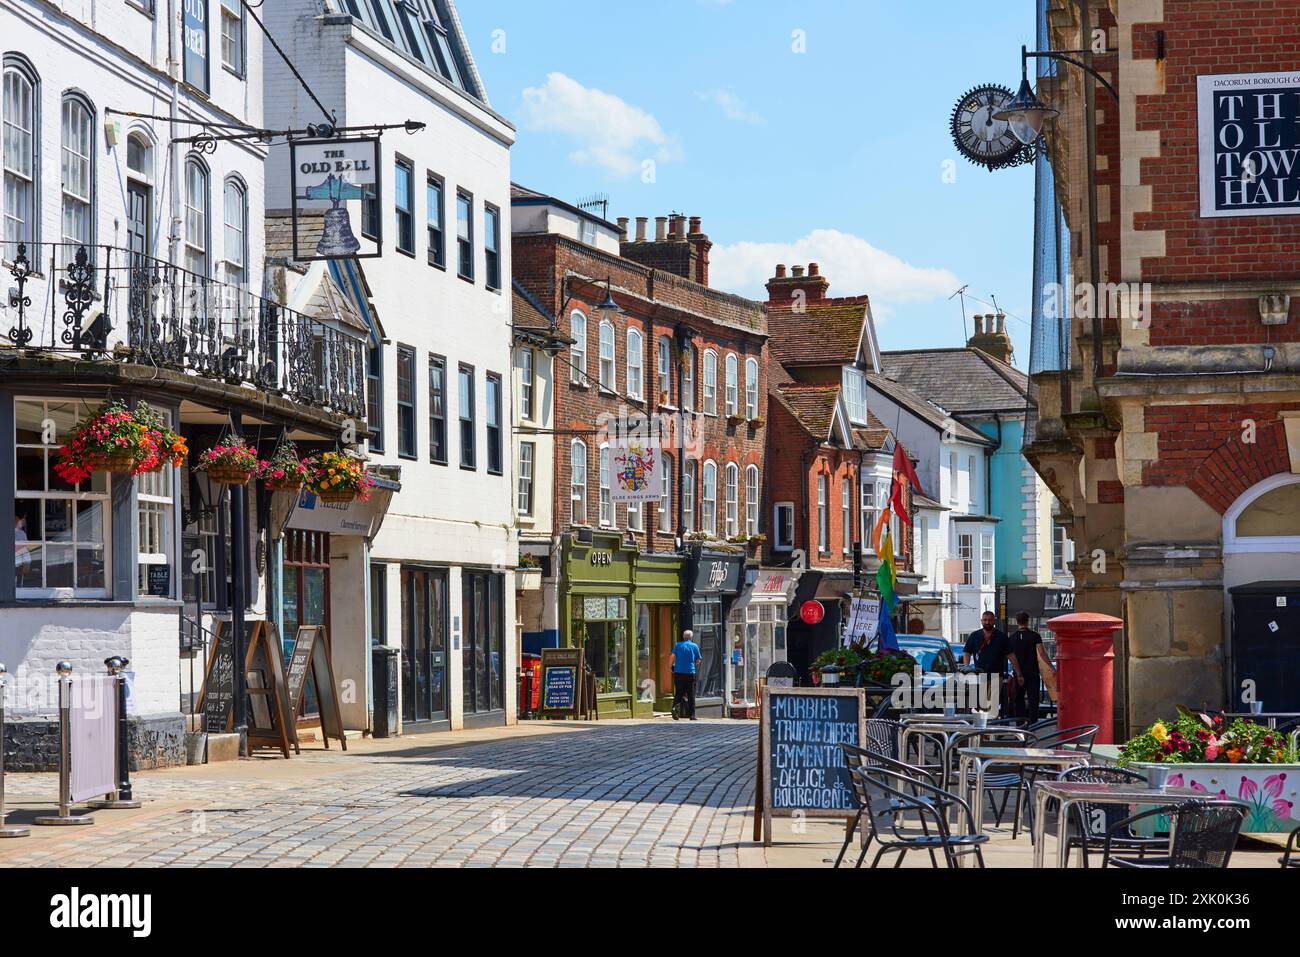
259,440,310,494
305,450,376,504
198,437,264,486
53,399,188,484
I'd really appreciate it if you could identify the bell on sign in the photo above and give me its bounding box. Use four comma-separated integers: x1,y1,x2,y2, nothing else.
800,600,825,626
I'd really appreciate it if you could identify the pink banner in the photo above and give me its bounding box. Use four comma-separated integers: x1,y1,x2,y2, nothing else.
70,675,117,804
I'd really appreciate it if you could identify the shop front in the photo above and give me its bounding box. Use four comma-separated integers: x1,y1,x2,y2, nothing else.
559,533,685,719
727,567,801,718
683,546,746,719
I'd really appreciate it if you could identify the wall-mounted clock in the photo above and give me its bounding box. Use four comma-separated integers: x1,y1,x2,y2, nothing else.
950,84,1039,171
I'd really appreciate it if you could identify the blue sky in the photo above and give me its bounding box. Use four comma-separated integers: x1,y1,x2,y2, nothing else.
457,0,1040,367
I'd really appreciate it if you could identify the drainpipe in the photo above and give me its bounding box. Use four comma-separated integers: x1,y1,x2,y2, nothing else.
167,0,181,266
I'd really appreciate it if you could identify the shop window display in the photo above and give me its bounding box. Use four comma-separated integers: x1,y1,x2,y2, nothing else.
574,595,628,695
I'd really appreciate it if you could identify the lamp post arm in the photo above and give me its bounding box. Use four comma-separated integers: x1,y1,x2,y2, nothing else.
1023,46,1119,102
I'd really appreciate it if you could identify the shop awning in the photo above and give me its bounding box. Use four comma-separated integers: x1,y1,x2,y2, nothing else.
732,568,801,614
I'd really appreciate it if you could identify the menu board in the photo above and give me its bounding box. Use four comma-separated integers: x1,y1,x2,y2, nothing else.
539,647,584,719
201,623,236,733
758,687,864,845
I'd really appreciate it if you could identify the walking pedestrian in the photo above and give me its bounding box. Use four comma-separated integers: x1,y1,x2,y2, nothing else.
963,610,1022,716
670,629,702,721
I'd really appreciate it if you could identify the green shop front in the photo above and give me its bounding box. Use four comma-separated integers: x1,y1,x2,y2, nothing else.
560,533,683,718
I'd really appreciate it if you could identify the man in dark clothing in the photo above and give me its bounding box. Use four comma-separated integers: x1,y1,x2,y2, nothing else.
963,611,1022,715
669,629,702,721
1009,611,1044,722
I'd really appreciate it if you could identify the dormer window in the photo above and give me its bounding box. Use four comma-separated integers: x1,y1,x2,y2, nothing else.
842,366,868,425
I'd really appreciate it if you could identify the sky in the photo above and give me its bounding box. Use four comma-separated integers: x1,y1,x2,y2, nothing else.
456,0,1041,368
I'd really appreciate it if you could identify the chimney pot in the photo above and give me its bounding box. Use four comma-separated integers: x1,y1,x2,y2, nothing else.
655,216,668,242
616,217,629,242
688,216,702,235
974,314,984,335
635,217,648,242
808,262,820,277
792,266,805,278
775,264,787,278
997,312,1006,334
673,215,688,240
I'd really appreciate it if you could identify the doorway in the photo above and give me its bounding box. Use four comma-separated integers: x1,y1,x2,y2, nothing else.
401,566,448,725
283,530,330,719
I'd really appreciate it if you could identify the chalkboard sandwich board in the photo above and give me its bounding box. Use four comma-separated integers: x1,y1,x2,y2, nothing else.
539,647,584,720
285,624,347,751
758,687,865,847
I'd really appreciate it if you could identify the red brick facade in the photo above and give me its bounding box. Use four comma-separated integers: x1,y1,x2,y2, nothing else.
512,230,767,551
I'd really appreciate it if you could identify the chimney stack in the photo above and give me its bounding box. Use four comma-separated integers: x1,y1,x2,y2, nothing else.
619,212,713,286
967,311,1015,366
765,263,830,305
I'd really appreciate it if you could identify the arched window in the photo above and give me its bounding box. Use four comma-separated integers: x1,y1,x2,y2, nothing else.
570,440,588,524
746,465,760,536
222,177,247,288
745,357,759,420
626,328,643,399
598,319,616,390
724,462,739,537
570,310,587,384
658,452,673,533
703,349,718,415
60,93,95,257
183,157,210,276
1225,475,1300,549
683,459,697,532
599,444,613,527
657,336,672,406
725,354,738,417
702,460,718,535
126,132,153,181
2,56,39,250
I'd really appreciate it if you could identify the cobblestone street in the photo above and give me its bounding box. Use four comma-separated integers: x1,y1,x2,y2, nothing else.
0,721,759,868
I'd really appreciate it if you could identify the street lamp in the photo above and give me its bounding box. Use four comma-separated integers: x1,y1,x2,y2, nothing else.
596,277,621,322
994,45,1118,145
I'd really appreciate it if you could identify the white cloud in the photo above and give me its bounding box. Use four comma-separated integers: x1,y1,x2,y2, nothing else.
519,72,682,178
695,88,765,125
709,229,960,319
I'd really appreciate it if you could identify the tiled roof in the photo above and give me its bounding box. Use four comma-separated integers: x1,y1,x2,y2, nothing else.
512,279,553,332
852,412,892,451
767,296,869,367
774,384,840,441
880,348,1031,414
866,372,994,446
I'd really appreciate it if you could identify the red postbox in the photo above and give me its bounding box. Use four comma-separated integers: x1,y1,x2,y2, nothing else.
1047,612,1124,744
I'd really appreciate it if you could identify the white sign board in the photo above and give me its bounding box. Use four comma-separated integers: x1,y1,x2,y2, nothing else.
609,442,663,504
844,597,880,646
1197,71,1300,217
291,138,382,259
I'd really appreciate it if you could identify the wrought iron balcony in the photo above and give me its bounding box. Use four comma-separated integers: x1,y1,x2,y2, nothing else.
2,242,366,420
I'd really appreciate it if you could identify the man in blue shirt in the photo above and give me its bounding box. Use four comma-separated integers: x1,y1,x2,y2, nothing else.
670,629,702,721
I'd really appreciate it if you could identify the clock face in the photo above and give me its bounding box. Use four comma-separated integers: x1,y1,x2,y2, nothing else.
951,84,1036,170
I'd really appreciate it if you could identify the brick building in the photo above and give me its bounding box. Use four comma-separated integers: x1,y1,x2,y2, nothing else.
512,197,769,717
1024,0,1300,732
762,264,917,675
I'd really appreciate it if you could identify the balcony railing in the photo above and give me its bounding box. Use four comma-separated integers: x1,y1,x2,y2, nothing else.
2,242,366,420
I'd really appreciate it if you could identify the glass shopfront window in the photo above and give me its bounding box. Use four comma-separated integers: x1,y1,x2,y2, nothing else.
462,570,504,714
636,603,652,702
729,602,787,707
573,595,628,696
693,598,723,699
14,398,109,598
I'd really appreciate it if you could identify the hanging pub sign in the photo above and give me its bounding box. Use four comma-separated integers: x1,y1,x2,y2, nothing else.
1198,71,1300,217
290,138,383,260
609,442,662,504
182,0,209,94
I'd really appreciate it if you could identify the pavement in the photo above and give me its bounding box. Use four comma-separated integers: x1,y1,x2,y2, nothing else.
0,719,1287,868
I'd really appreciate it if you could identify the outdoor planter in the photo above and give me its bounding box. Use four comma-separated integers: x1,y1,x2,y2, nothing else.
265,478,304,494
1125,762,1300,834
517,568,542,591
53,399,187,483
304,450,375,505
102,451,138,474
260,441,310,494
206,463,256,485
199,438,263,486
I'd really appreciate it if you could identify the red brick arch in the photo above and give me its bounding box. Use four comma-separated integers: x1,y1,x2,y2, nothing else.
1186,421,1291,515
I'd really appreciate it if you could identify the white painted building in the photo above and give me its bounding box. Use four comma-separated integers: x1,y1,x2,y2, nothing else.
264,0,517,733
1,1,370,767
865,376,999,645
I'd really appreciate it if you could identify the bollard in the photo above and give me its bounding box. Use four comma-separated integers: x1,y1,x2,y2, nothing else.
33,662,94,826
0,663,31,838
88,657,141,810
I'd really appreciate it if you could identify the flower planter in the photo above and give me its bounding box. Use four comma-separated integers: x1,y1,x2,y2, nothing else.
100,452,138,474
265,479,304,494
206,465,255,486
1128,763,1300,834
316,489,357,505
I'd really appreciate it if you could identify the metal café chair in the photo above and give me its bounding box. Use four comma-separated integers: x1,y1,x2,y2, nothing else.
852,764,989,869
837,742,946,869
1281,824,1300,869
943,727,1038,835
864,718,905,762
1056,765,1167,867
1102,800,1247,869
